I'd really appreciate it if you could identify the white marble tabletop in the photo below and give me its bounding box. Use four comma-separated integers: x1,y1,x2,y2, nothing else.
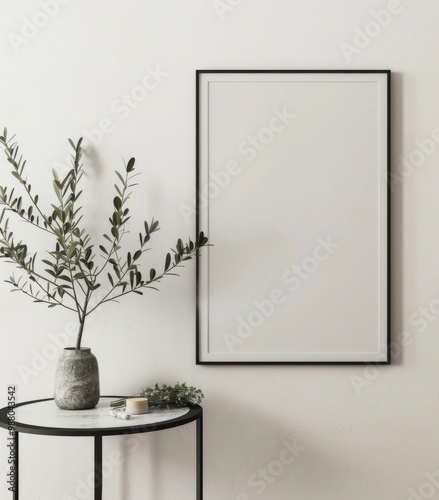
15,397,190,430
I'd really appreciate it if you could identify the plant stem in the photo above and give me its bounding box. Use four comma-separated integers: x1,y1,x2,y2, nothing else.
75,318,85,350
75,286,92,349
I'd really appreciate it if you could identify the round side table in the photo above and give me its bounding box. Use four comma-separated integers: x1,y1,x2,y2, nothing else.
0,397,203,500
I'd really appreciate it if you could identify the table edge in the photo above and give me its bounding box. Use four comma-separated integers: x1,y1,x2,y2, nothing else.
0,397,202,437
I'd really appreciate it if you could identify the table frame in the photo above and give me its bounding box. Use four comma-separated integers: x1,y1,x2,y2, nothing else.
0,397,203,500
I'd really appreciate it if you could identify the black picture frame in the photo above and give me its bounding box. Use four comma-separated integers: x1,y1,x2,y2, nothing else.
196,70,391,365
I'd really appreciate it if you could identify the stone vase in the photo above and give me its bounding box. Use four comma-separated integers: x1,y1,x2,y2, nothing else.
54,347,100,410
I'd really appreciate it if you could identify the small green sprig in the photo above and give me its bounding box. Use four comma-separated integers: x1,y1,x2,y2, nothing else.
111,383,204,410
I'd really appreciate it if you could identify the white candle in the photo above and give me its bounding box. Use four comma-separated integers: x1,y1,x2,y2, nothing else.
126,397,149,413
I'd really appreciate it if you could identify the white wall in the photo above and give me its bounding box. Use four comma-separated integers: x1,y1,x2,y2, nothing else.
0,0,438,498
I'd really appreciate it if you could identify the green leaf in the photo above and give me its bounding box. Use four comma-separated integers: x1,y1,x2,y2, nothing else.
113,264,121,280
150,268,156,280
115,170,125,184
85,247,92,261
53,183,62,203
165,253,171,270
126,158,135,172
177,238,184,253
11,171,23,183
114,211,121,225
198,231,208,246
57,275,72,282
107,273,114,287
67,242,79,258
113,197,122,210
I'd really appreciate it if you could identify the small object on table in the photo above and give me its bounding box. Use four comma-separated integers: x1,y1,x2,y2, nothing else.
109,410,132,420
126,397,149,414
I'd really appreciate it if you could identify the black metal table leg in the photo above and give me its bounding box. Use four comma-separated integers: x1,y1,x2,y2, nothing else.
94,436,102,500
13,431,18,500
196,413,203,500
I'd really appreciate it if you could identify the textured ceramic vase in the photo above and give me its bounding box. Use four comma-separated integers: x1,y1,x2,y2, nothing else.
54,348,100,410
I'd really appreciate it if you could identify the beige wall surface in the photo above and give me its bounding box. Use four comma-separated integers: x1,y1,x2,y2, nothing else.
0,1,437,498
